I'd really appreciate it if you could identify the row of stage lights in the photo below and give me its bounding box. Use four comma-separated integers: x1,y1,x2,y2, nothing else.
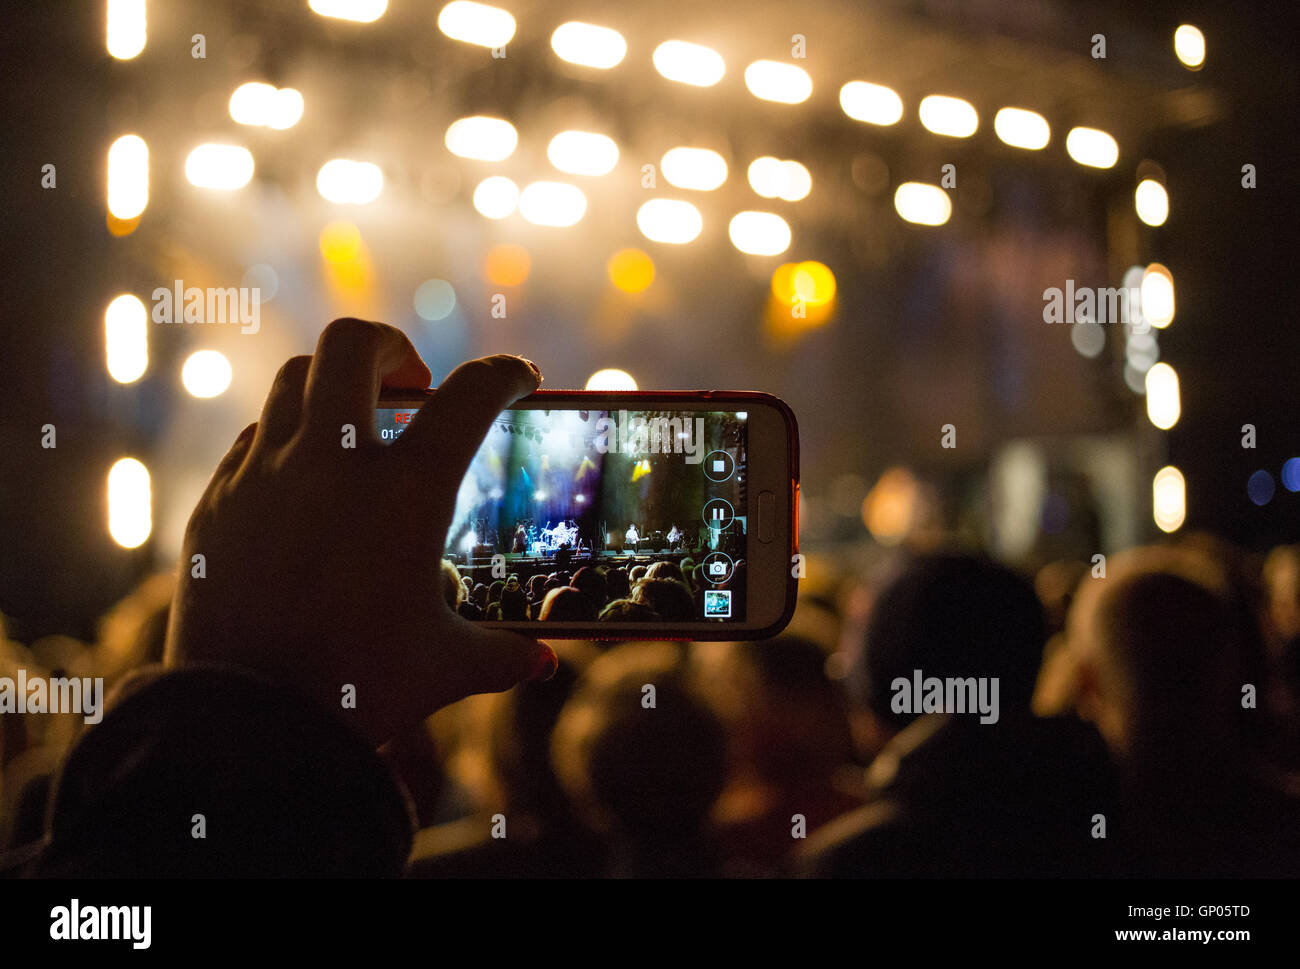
104,0,1192,248
98,0,1200,547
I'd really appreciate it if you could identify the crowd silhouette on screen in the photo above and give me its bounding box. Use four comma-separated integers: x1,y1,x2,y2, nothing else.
442,558,744,625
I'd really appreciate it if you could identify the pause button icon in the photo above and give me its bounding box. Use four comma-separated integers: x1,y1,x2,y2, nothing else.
702,498,734,531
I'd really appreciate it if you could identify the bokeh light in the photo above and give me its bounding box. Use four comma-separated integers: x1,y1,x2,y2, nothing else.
230,82,304,129
1135,179,1169,227
586,368,637,390
1280,458,1300,493
1144,362,1180,430
894,182,952,226
445,116,517,161
747,157,811,201
108,457,152,549
1071,320,1105,358
316,159,383,204
484,244,531,286
744,60,812,104
1066,127,1119,168
548,131,619,176
107,134,148,219
518,181,587,227
919,95,978,137
309,0,388,22
607,248,655,293
185,144,254,190
1152,465,1186,533
414,279,457,320
993,108,1050,150
862,467,919,545
1141,263,1175,328
551,22,626,69
840,81,903,126
728,211,792,256
636,199,703,244
1174,24,1206,69
319,221,363,263
436,2,515,47
661,147,728,191
1247,470,1276,507
472,175,519,219
105,294,148,384
181,350,233,399
106,0,146,59
652,40,725,87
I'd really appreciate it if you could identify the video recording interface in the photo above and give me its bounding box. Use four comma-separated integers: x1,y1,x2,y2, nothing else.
375,407,749,623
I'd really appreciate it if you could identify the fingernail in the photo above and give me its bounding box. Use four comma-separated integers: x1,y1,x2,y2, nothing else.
519,356,543,383
530,646,558,682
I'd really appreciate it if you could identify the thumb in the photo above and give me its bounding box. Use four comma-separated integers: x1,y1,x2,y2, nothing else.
452,622,558,696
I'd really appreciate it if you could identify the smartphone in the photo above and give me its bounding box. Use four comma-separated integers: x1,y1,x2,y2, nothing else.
376,390,798,640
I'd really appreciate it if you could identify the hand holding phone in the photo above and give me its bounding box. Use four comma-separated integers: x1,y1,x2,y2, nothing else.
377,389,799,640
165,319,558,746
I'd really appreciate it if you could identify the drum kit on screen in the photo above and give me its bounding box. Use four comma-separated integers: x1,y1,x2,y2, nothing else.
526,519,580,557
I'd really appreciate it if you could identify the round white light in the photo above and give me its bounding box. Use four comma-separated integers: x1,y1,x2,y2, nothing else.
636,199,703,244
472,175,519,219
182,350,233,398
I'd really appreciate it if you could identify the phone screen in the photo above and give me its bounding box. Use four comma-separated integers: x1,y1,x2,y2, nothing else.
375,405,750,624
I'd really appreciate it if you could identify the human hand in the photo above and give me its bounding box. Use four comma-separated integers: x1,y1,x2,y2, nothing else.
165,318,557,745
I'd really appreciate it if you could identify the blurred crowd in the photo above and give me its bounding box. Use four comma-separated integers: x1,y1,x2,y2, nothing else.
3,535,1299,877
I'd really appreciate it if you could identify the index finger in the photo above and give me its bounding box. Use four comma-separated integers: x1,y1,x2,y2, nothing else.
396,354,541,485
